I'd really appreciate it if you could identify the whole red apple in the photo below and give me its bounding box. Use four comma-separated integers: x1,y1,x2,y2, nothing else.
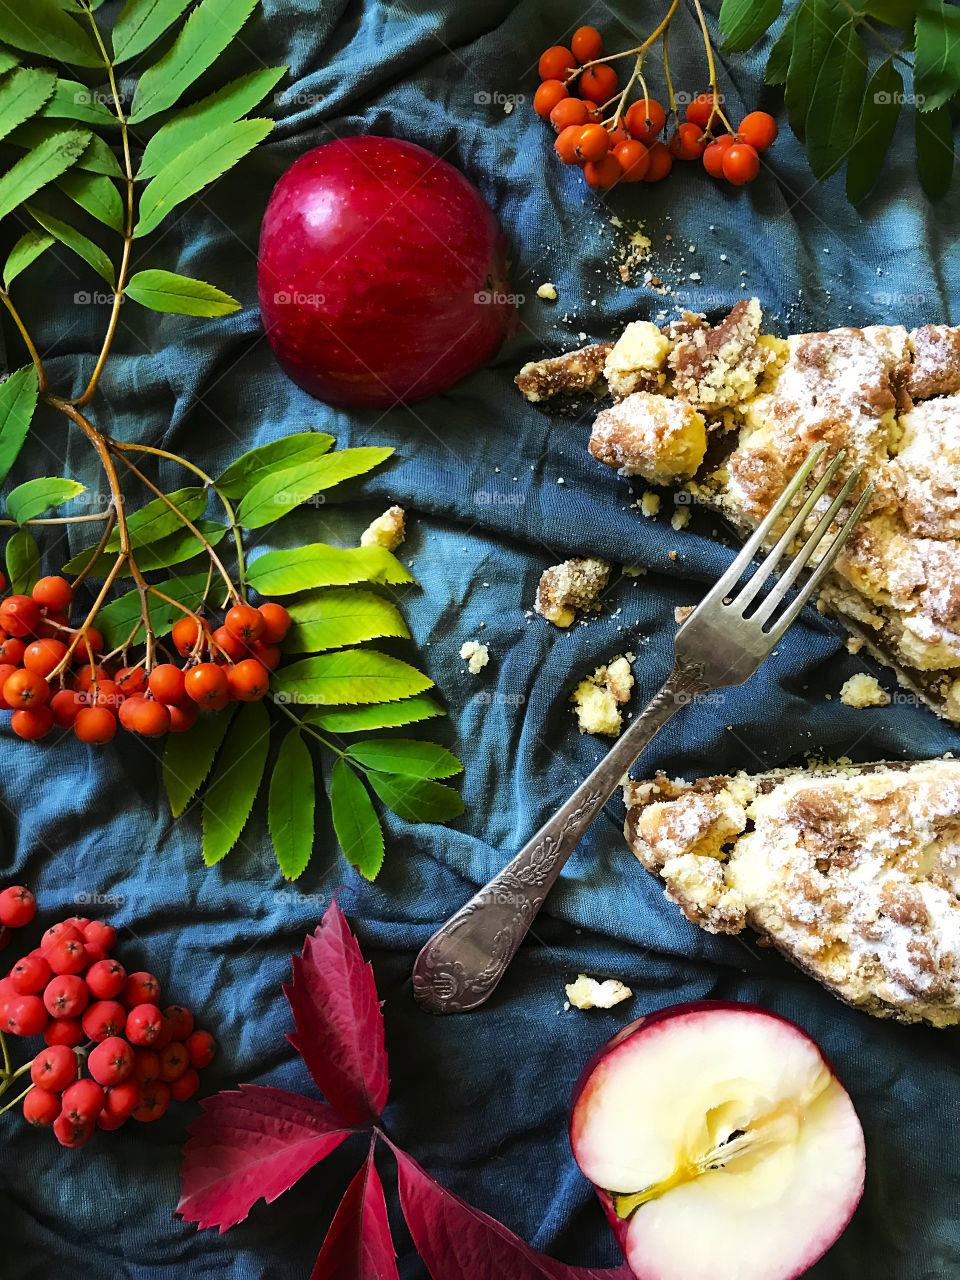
257,136,518,408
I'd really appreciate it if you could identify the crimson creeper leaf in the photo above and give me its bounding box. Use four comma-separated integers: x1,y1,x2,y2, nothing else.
311,1145,399,1280
177,1084,357,1232
283,900,389,1125
393,1146,632,1280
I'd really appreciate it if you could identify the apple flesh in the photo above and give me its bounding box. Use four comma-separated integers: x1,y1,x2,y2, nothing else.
257,136,517,408
570,1002,865,1280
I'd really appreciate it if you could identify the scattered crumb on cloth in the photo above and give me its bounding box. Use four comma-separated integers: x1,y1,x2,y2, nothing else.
840,673,890,708
535,557,610,628
360,505,405,551
571,655,634,736
566,974,633,1009
459,640,489,675
537,282,557,300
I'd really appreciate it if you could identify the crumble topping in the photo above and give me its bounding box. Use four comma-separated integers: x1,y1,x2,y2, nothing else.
565,974,633,1009
360,505,405,551
515,343,611,402
571,655,634,736
603,320,674,399
840,673,890,708
590,391,707,485
666,297,772,410
904,324,960,402
535,557,610,627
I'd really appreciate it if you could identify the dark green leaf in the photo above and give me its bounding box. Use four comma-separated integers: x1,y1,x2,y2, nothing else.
347,738,462,780
66,518,227,577
273,649,433,706
0,128,89,222
125,269,240,316
236,447,394,529
138,67,287,179
215,432,335,499
39,79,117,126
719,0,782,51
916,102,954,197
247,544,415,595
0,0,101,66
268,729,315,879
7,121,122,177
765,10,798,84
112,0,193,63
106,486,207,549
0,49,19,74
201,700,271,865
863,0,917,25
5,528,40,594
6,476,85,525
915,1,960,112
3,230,54,289
330,759,384,880
25,204,115,285
134,117,274,236
130,0,260,122
56,169,124,234
0,366,39,488
163,703,236,818
846,60,904,202
0,68,57,145
285,588,409,653
367,773,464,825
308,695,445,733
805,22,869,179
784,0,845,140
94,571,209,649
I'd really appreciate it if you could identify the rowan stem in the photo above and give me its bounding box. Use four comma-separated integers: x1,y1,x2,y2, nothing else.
0,291,47,391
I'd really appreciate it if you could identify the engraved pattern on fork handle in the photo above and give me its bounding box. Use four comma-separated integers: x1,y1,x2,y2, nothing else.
412,661,708,1014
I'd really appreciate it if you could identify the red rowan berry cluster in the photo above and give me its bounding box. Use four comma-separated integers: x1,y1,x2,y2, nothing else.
533,16,777,191
0,901,216,1147
0,572,291,744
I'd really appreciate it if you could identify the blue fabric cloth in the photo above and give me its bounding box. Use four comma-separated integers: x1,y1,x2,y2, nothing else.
2,2,959,1277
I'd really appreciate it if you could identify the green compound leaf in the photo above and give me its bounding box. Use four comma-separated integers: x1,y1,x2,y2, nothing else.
846,60,904,202
6,476,85,525
805,22,869,179
163,703,236,818
0,0,101,66
367,773,464,825
236,447,394,530
39,78,117,126
914,0,960,112
3,230,54,290
112,0,194,63
5,528,40,595
784,0,845,141
307,695,445,733
916,102,954,197
330,759,384,880
247,544,415,595
0,128,90,223
106,486,207,550
347,738,462,780
268,728,315,880
0,67,57,146
273,649,433,707
25,205,115,286
125,269,240,316
285,588,410,653
0,366,39,488
719,0,782,52
201,699,271,866
62,520,225,577
7,121,122,177
56,170,124,234
215,432,336,499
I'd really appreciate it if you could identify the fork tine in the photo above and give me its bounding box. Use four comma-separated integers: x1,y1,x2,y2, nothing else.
752,465,863,627
766,481,875,642
731,449,848,615
691,443,827,617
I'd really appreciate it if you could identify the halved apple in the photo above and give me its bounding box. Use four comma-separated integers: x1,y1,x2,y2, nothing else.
570,1002,865,1280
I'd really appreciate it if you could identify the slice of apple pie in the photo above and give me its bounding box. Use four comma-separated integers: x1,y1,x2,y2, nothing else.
516,302,960,721
623,760,960,1027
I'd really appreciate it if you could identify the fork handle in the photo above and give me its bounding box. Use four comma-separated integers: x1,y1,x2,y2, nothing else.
412,661,707,1014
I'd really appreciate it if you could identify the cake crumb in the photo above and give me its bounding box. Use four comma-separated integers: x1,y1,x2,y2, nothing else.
459,641,489,675
537,282,558,300
360,505,405,551
640,491,660,518
846,636,864,655
840,673,890,708
536,557,610,627
571,655,634,736
674,606,694,624
671,506,690,531
565,974,633,1010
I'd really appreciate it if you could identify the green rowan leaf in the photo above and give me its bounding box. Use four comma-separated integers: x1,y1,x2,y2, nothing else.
246,544,415,595
215,432,335,499
916,102,954,197
347,738,462,780
0,128,90,222
846,61,904,202
6,476,85,525
201,699,271,865
40,79,117,126
366,773,464,825
7,121,122,177
112,0,193,62
915,1,960,112
719,0,782,51
765,10,798,84
273,649,433,706
0,0,101,67
0,366,39,488
5,528,40,594
805,22,869,179
25,204,115,285
268,729,315,879
3,230,55,289
163,703,236,818
105,486,207,549
784,0,845,141
56,170,124,234
236,447,394,529
94,571,209,649
0,68,57,145
308,696,445,733
125,269,240,316
285,588,410,653
330,759,384,880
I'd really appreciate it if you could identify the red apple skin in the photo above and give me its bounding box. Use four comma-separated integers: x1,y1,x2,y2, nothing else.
569,1001,865,1280
257,136,518,408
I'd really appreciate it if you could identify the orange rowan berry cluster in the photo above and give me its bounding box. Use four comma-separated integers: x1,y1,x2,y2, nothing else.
533,26,777,191
0,572,290,744
0,900,216,1146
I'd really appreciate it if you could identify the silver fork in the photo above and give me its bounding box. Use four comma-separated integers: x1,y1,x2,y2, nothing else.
413,445,875,1014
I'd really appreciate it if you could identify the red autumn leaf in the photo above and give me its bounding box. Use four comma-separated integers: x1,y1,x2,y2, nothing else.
312,1143,399,1280
393,1145,633,1280
177,1083,357,1232
283,898,390,1125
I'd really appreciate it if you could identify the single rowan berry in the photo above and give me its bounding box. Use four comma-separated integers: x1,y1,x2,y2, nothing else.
171,615,203,656
31,1043,77,1091
5,994,48,1036
132,1080,170,1122
579,63,617,105
549,96,589,133
257,603,291,644
72,664,109,693
44,1017,84,1047
4,669,50,710
83,920,116,951
184,1029,217,1069
722,141,760,185
124,971,161,1006
737,110,778,151
83,678,124,710
23,639,67,678
0,595,40,637
119,696,171,737
31,576,72,613
24,1087,62,1127
53,1113,94,1147
642,140,674,182
74,706,117,745
669,121,707,159
132,1049,162,1083
44,974,89,1019
224,603,264,644
538,45,575,81
211,626,247,662
61,1077,104,1122
163,1004,194,1041
0,637,25,665
167,701,198,733
82,999,127,1041
11,952,51,995
0,885,36,928
607,125,631,148
534,79,568,120
147,664,186,705
159,1041,189,1082
0,662,18,708
104,1078,140,1120
248,641,281,670
686,92,719,129
88,1036,134,1087
575,123,611,164
45,936,87,976
583,151,622,189
613,139,650,181
42,920,83,948
625,99,666,143
50,688,83,728
114,666,147,696
571,24,602,62
11,706,54,740
126,1002,163,1047
703,133,735,177
227,658,269,702
170,1068,200,1102
86,959,125,1000
184,663,229,709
